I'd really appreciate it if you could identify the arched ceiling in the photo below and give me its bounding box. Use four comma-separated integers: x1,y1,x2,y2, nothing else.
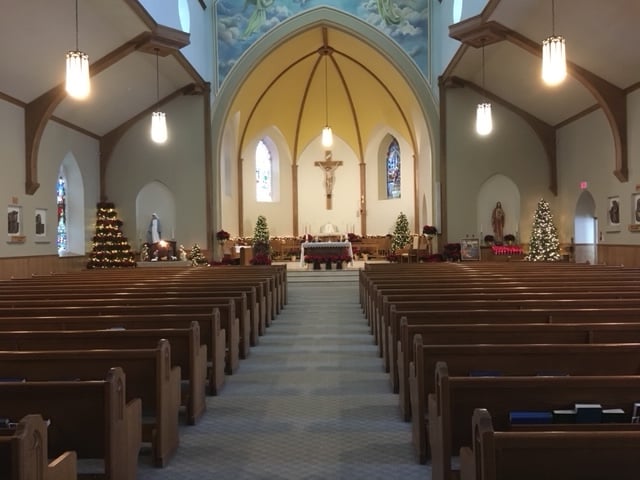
229,24,419,162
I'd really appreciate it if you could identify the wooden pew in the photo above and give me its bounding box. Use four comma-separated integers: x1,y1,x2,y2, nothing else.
28,264,286,325
0,322,206,425
0,367,141,480
396,320,640,421
460,408,640,480
0,293,251,362
0,303,236,381
410,340,640,465
11,283,261,347
379,295,640,369
386,305,640,402
0,414,77,480
0,339,180,468
427,362,640,480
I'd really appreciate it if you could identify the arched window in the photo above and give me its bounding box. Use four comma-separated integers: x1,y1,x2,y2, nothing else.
386,137,401,199
256,139,273,202
56,175,68,254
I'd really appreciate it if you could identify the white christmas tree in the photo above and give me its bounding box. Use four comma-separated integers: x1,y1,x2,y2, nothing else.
525,198,560,261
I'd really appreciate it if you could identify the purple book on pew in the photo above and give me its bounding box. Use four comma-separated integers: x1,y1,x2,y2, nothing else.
509,411,553,425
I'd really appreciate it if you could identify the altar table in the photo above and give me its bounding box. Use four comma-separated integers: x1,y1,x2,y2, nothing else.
299,241,353,267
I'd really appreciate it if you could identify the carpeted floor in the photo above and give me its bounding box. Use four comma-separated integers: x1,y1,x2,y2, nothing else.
138,269,431,479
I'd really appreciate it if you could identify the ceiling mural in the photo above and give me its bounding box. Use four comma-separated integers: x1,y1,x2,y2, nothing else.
216,0,429,87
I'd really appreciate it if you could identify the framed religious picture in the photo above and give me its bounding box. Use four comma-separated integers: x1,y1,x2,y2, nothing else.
460,238,480,261
633,193,640,225
7,205,21,235
35,208,46,237
607,196,620,230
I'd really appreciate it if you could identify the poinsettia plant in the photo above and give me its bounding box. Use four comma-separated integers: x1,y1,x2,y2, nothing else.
216,229,230,241
422,225,438,235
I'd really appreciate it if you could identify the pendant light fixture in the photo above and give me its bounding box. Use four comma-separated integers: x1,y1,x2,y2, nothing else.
321,52,333,148
65,0,90,99
476,42,492,136
542,0,566,86
151,49,168,144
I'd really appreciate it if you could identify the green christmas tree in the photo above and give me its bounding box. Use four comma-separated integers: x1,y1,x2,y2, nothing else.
251,215,272,264
187,243,209,266
391,211,411,252
525,198,561,261
87,202,136,269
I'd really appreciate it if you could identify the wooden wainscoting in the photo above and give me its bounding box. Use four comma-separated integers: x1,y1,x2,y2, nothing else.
0,254,88,280
597,244,640,267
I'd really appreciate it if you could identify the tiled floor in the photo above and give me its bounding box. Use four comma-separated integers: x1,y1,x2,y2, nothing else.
137,270,431,479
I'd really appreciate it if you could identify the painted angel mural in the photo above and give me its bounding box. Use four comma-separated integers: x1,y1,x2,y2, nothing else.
243,0,275,38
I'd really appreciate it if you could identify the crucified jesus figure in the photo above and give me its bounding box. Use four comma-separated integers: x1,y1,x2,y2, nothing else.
314,150,343,209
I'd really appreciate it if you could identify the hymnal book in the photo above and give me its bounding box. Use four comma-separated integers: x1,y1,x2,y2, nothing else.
552,409,576,423
575,403,602,424
602,408,626,423
632,402,640,423
509,411,553,425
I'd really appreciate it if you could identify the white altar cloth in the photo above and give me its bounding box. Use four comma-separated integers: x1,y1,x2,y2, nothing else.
299,241,353,267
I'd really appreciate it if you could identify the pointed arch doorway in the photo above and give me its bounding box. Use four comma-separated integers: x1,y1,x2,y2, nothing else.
574,190,597,264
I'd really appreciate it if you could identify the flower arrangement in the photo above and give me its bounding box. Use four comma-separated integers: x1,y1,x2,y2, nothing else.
216,229,230,241
337,254,352,263
483,234,495,244
347,233,362,242
422,225,438,235
386,252,400,263
491,244,523,256
503,233,516,243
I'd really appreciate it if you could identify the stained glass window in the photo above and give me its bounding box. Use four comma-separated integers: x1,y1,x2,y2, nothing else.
386,137,401,199
256,139,272,202
56,176,68,254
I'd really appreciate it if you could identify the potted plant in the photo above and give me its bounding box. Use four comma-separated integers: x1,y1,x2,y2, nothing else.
422,225,438,236
216,229,230,244
483,234,495,246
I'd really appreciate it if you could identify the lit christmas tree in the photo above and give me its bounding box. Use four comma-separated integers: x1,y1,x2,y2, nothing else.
187,243,209,266
251,215,272,265
87,202,136,269
391,211,411,252
525,198,561,261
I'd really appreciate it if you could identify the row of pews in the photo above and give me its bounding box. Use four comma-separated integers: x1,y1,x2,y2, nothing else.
360,261,640,480
0,264,286,479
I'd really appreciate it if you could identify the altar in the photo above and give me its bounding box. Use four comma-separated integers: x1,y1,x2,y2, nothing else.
299,241,353,267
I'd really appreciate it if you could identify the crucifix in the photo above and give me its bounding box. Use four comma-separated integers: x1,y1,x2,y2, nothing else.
314,150,343,209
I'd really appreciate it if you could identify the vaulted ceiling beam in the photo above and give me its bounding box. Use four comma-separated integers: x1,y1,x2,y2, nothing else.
448,17,628,183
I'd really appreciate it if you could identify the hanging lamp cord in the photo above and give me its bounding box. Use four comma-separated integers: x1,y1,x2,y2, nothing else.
155,49,160,108
324,54,329,126
74,0,79,50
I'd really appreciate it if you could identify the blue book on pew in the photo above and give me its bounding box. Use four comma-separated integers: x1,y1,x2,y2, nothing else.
469,370,502,377
509,411,553,425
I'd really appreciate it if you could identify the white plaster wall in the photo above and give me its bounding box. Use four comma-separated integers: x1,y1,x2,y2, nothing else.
364,129,417,235
445,87,550,245
0,100,100,257
557,89,640,247
241,128,294,237
105,95,207,249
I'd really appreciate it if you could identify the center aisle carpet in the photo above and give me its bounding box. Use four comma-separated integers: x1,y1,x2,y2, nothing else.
139,272,431,479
